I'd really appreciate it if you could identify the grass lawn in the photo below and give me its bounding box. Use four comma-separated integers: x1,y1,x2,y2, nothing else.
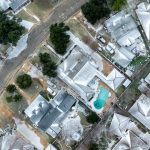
118,61,150,110
118,80,141,110
66,19,89,39
0,91,28,118
26,0,53,21
16,9,37,23
32,46,59,65
130,56,147,66
20,79,43,101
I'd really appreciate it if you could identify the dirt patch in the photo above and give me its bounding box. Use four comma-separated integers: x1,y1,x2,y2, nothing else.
102,59,113,76
0,103,14,119
34,129,49,147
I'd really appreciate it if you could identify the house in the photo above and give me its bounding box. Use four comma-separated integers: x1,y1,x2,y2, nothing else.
145,72,150,85
138,73,150,96
136,2,150,40
129,94,150,130
105,11,139,46
109,113,130,137
113,130,149,150
0,0,30,13
58,46,125,102
105,11,146,56
25,90,76,138
112,47,135,68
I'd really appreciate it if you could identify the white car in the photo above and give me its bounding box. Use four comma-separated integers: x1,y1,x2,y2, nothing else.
47,87,56,96
97,35,106,44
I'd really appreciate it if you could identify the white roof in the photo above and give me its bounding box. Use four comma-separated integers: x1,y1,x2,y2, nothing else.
129,94,150,129
112,47,135,68
145,73,150,84
136,2,150,40
58,43,125,102
109,113,130,137
123,79,131,87
105,11,140,47
46,144,57,150
117,28,141,47
113,130,149,150
0,0,10,11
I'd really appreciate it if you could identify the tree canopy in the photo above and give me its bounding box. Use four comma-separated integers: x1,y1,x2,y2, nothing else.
89,143,99,150
6,84,22,103
39,52,57,78
6,84,16,93
81,0,110,24
86,112,100,124
0,11,25,46
16,74,32,89
50,22,70,55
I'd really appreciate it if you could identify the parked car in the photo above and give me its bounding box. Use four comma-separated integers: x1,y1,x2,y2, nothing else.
97,35,106,44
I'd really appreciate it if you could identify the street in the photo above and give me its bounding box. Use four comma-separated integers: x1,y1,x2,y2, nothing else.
0,0,89,92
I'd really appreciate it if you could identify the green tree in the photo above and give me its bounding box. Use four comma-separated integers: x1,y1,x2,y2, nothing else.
99,133,108,150
13,93,22,102
0,11,25,45
50,23,70,55
39,53,57,78
6,84,16,93
42,62,57,77
16,74,32,89
89,143,99,150
6,96,14,103
39,52,51,64
86,112,100,124
81,0,110,24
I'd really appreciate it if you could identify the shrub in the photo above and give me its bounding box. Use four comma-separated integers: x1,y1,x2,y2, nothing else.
16,74,32,89
6,84,16,93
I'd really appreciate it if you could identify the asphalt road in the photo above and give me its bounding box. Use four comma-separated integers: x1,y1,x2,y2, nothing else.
0,0,89,92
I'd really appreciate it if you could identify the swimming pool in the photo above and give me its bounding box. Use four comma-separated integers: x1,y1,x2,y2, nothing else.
94,87,109,109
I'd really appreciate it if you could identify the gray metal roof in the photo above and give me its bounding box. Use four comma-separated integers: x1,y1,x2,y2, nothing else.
24,95,52,125
10,0,29,12
25,90,76,132
38,108,61,131
58,94,76,112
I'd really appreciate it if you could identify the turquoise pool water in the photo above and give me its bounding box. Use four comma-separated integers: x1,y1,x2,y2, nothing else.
94,87,109,109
